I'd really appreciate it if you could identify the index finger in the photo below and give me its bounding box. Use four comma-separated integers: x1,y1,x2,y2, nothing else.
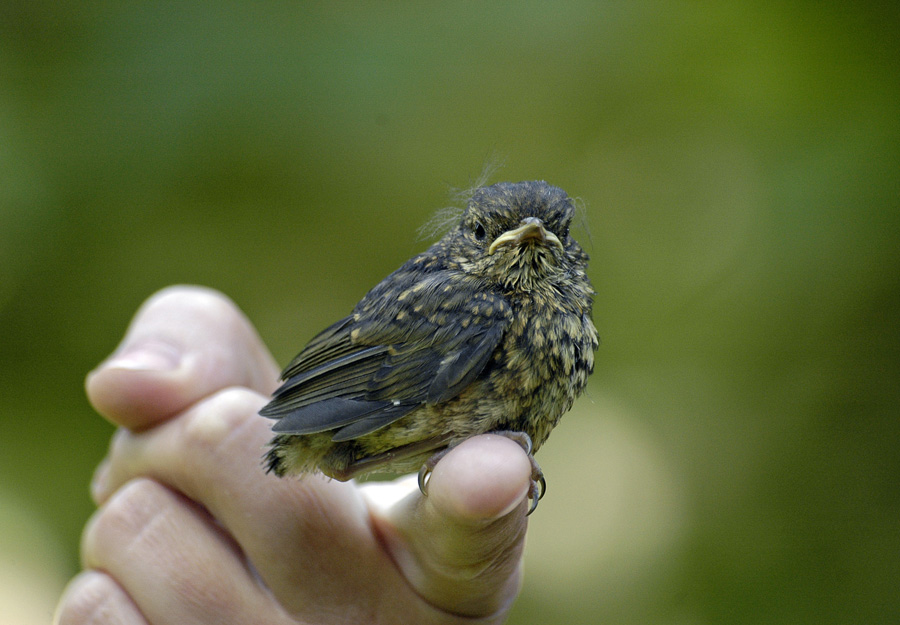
86,285,280,430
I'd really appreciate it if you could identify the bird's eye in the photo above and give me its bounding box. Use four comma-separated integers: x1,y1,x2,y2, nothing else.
473,222,486,241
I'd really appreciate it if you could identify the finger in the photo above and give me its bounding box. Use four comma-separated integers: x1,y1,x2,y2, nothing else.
86,285,279,430
92,390,493,623
54,571,149,625
92,388,407,616
369,434,531,618
82,478,291,625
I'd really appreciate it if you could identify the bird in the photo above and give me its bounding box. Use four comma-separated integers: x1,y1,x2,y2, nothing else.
260,180,598,513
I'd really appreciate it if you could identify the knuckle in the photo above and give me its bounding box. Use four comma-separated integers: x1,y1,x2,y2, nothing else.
182,386,265,451
146,285,237,319
145,286,250,344
84,479,172,563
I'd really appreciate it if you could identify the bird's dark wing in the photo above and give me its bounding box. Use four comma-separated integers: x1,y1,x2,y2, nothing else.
260,270,512,440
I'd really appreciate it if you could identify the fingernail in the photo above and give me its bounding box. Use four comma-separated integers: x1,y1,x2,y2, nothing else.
104,340,182,372
90,458,110,503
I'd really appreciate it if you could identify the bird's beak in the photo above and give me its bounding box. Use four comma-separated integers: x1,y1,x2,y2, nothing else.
488,217,564,255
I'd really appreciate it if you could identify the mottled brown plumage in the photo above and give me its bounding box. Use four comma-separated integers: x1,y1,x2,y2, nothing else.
261,181,598,506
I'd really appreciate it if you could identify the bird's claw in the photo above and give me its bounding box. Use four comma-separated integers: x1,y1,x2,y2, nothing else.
418,446,450,496
488,431,546,515
417,462,432,495
417,431,547,515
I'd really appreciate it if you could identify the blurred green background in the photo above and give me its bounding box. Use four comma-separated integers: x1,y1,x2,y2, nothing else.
1,2,898,623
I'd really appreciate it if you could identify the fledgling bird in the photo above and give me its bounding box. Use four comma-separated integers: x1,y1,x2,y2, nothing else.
261,181,598,512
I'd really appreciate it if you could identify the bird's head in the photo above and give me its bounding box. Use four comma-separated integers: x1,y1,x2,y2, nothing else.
447,181,584,292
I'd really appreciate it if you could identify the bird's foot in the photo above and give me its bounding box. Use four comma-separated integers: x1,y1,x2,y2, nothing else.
417,431,546,516
417,446,450,495
491,430,545,515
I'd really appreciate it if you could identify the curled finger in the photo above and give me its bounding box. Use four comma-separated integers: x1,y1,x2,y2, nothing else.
86,286,279,431
54,570,148,625
82,478,291,625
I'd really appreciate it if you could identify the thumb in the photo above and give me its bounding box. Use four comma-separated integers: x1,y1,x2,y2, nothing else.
368,434,532,618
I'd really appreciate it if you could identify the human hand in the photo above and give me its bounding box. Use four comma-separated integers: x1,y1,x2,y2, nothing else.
54,286,533,624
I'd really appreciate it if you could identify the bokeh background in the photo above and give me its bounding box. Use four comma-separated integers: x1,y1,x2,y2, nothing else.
2,2,898,623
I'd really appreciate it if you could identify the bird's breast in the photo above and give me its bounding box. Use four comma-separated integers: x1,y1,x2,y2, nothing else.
484,292,595,448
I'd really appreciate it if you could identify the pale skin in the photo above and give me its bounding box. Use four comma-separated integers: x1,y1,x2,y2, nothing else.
54,286,534,625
